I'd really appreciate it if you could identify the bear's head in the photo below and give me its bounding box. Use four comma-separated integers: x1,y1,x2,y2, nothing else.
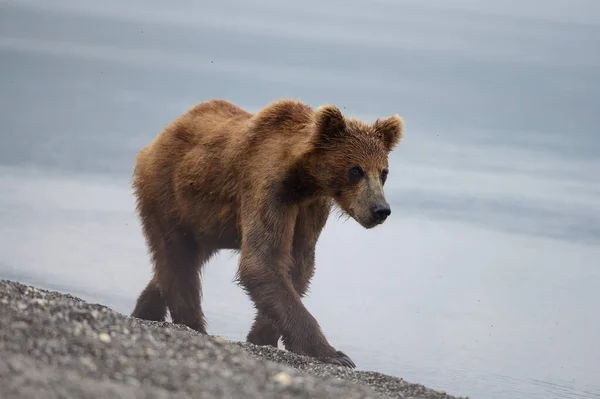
311,104,404,229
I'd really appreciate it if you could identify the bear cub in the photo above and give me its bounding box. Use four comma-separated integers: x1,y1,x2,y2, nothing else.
130,98,404,368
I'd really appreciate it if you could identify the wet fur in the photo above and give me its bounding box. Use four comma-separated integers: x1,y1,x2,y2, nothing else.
130,98,404,367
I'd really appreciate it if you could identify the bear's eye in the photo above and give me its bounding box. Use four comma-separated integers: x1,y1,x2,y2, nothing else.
381,169,389,185
348,165,364,182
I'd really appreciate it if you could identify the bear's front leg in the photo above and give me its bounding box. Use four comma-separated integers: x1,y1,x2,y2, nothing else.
237,201,355,368
246,312,280,348
246,200,329,350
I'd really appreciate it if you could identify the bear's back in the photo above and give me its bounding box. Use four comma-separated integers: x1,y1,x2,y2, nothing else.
134,99,318,204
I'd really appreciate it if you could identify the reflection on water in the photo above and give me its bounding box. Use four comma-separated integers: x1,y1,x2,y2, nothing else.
1,1,599,398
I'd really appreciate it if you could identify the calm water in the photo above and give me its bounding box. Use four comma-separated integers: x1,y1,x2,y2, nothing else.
1,1,599,398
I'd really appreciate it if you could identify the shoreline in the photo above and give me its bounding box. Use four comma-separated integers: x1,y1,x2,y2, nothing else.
0,279,467,399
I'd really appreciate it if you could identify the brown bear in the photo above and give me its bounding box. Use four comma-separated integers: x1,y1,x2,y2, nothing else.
130,98,404,368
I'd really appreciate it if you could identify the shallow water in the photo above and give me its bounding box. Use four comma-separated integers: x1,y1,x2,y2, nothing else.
1,1,599,398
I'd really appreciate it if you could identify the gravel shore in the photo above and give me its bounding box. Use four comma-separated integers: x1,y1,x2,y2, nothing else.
0,279,467,399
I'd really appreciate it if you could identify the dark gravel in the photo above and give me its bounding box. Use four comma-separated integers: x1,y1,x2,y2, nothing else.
0,279,468,399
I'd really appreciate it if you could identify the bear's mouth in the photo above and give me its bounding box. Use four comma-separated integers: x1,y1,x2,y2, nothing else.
348,208,380,229
362,218,381,229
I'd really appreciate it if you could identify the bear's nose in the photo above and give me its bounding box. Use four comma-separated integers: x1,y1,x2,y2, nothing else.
371,203,391,223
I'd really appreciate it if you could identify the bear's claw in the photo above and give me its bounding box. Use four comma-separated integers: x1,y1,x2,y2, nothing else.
320,350,356,368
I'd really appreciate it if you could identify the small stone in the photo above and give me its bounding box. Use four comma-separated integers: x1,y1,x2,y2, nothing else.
80,357,97,371
213,336,227,344
11,321,28,330
32,298,47,306
98,332,111,343
220,369,233,378
196,351,205,360
272,371,292,386
125,377,140,387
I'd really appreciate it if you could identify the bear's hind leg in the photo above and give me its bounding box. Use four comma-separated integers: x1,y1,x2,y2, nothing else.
157,231,215,335
131,275,167,322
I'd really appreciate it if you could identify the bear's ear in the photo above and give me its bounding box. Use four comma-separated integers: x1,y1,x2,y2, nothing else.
374,114,404,152
314,104,346,146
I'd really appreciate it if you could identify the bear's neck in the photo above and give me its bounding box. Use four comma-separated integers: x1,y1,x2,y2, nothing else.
278,154,324,205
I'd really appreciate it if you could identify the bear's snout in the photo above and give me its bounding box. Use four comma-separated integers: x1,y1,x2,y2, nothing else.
370,202,391,223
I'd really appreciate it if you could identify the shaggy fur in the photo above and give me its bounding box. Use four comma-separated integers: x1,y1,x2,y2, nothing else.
130,98,404,368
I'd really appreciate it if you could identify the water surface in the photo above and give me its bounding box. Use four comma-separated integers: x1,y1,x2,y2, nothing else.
1,1,599,398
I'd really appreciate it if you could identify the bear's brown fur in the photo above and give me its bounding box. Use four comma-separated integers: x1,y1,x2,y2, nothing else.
130,98,404,368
